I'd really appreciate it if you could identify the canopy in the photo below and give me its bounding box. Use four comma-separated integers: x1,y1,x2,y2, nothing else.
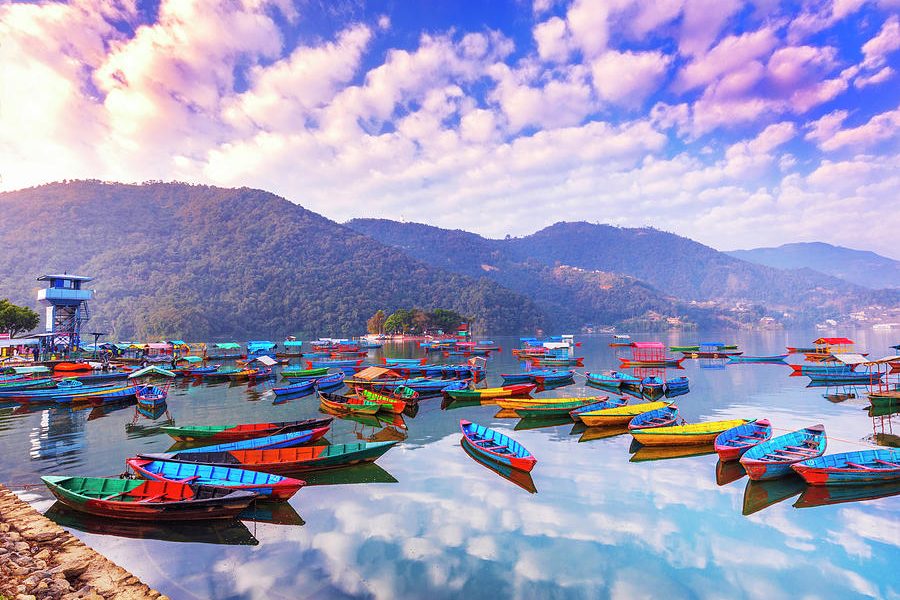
354,366,396,381
128,366,176,379
168,340,187,346
175,355,203,364
543,342,569,350
631,342,665,349
147,343,170,350
247,341,276,352
215,342,241,350
814,337,854,345
830,353,869,365
250,355,277,366
13,366,51,374
866,355,900,365
283,340,303,347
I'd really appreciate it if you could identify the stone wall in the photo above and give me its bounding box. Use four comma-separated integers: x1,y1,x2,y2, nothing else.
0,485,168,600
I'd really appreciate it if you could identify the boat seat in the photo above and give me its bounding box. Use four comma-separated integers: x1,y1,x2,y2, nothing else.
845,462,879,470
176,475,201,483
873,459,900,468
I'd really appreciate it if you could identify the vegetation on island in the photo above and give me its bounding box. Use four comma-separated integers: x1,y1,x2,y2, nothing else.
368,308,467,334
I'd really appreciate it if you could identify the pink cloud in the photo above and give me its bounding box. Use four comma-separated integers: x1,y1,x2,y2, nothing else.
819,106,900,150
674,28,779,92
678,0,742,56
862,15,900,68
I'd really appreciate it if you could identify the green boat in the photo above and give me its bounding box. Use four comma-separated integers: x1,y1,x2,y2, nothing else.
0,378,55,391
281,366,330,379
514,400,597,418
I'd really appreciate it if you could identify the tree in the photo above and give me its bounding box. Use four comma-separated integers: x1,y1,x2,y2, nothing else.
383,309,414,334
0,299,40,338
427,308,465,333
366,310,386,334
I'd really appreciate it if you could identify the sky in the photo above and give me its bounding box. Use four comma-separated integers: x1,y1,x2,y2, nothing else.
1,0,899,257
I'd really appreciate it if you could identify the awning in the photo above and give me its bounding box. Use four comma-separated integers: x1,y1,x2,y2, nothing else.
129,366,176,379
631,342,665,349
354,366,396,381
283,340,303,347
866,355,900,365
215,342,241,350
247,341,275,352
175,356,203,364
250,355,277,366
814,337,854,345
830,353,869,365
147,343,170,350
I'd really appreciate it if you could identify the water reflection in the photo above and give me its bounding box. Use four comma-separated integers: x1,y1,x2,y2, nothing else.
742,477,806,516
44,503,259,546
578,426,629,442
715,460,747,486
630,444,717,463
302,463,398,486
793,482,900,508
513,416,572,431
239,501,305,526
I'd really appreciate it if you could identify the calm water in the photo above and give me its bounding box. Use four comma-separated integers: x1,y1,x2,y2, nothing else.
2,330,899,599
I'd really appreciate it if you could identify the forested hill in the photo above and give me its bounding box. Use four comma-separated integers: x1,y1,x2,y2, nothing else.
347,219,899,323
727,242,900,290
0,181,545,339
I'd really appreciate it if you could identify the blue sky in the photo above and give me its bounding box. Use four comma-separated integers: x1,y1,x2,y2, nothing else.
1,0,898,256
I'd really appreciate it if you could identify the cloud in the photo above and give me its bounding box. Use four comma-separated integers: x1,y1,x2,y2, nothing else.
862,14,900,68
817,106,900,150
677,0,742,57
590,50,672,106
674,28,779,92
787,0,867,42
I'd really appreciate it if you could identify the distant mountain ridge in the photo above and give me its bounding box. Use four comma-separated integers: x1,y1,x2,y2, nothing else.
348,219,899,325
0,181,545,339
726,242,900,290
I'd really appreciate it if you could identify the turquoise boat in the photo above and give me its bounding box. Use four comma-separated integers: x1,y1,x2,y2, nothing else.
740,424,826,480
175,426,330,453
792,449,900,486
460,420,536,472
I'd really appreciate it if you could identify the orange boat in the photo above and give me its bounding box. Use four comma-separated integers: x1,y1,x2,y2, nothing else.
54,362,93,373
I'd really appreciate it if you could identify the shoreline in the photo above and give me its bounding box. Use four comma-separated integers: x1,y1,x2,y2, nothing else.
0,484,167,600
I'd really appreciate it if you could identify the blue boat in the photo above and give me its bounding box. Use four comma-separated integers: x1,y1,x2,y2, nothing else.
640,376,665,397
460,420,536,472
664,376,689,392
714,419,772,462
313,372,345,390
627,404,679,430
440,380,472,393
0,379,120,400
740,424,826,480
306,359,362,369
272,379,317,397
807,372,883,384
793,449,900,486
383,358,425,366
727,354,788,363
585,371,640,389
569,396,627,421
127,458,306,500
176,426,330,453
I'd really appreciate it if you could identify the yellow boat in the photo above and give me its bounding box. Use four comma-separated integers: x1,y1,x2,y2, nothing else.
579,401,669,427
495,396,605,410
631,418,751,447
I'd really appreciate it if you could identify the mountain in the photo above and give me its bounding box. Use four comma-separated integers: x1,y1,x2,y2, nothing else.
726,243,900,290
0,181,546,339
348,219,899,324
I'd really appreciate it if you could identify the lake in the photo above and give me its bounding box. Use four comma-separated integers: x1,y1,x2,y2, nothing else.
2,329,898,599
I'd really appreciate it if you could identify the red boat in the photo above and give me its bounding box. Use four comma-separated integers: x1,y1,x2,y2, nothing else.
159,417,333,443
54,362,93,373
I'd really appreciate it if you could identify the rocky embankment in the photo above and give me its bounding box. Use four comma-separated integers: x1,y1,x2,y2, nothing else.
0,485,167,600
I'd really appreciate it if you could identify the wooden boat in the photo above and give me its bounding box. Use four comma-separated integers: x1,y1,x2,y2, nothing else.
618,357,685,368
632,418,751,446
569,397,628,422
460,435,536,493
356,389,407,413
714,419,772,462
792,449,900,486
584,371,640,389
681,351,743,359
532,370,575,385
0,378,55,391
281,366,329,379
0,380,128,403
640,376,664,397
664,376,689,392
313,372,345,390
174,427,330,453
305,359,363,369
786,346,817,353
53,362,93,372
272,379,316,396
496,395,604,410
789,364,852,375
445,384,535,400
136,385,167,408
727,354,788,363
528,356,584,367
739,424,826,480
41,476,256,521
159,417,333,443
669,344,739,353
127,458,306,500
627,404,679,430
382,358,426,366
139,441,398,475
578,401,670,427
318,391,380,415
459,420,536,472
512,398,600,418
807,372,883,384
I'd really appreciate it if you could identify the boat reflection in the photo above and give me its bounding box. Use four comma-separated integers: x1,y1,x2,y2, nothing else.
742,477,805,516
579,425,629,442
793,481,900,509
239,501,305,526
45,503,259,546
715,459,747,486
460,436,537,494
630,444,716,463
301,463,398,486
493,408,519,419
514,416,573,431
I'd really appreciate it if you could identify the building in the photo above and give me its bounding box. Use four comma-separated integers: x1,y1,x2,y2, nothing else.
36,273,94,353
